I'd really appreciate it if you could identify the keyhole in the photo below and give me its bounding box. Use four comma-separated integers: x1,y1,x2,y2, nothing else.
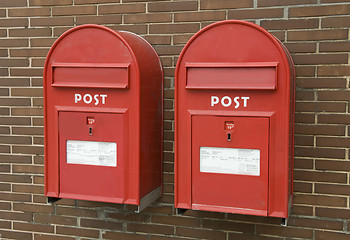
227,133,231,142
89,127,93,136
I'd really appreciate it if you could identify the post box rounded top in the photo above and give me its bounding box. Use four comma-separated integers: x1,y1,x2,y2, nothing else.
176,20,294,81
44,24,162,89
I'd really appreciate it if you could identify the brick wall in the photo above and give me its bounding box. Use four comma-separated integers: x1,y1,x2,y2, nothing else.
0,0,349,239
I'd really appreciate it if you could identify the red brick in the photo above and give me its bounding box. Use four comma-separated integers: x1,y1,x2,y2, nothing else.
13,165,44,174
106,211,148,222
317,136,350,148
294,135,313,147
201,0,253,10
150,23,199,34
176,226,226,240
31,17,74,27
291,205,313,216
9,7,50,17
0,192,32,202
14,222,54,233
288,29,348,41
320,41,350,52
13,184,43,194
318,66,350,77
75,0,118,4
295,146,345,159
294,170,347,183
322,0,350,2
127,223,174,235
293,54,348,65
0,173,32,183
256,225,313,239
318,114,350,124
318,90,350,101
0,78,30,87
10,28,51,37
0,230,32,240
259,0,316,7
285,42,316,53
143,35,171,45
289,217,343,231
56,226,99,238
52,6,97,16
30,38,55,47
175,11,225,22
0,39,29,48
290,4,350,17
80,218,122,230
322,16,350,28
295,113,315,124
294,182,312,193
0,18,28,27
55,206,98,218
295,124,345,136
0,202,11,210
294,193,347,207
296,78,347,89
203,219,254,233
14,203,54,214
316,160,350,172
154,45,183,56
1,0,27,7
76,15,122,25
148,1,198,12
125,13,171,24
12,126,44,135
34,214,77,226
315,230,350,240
228,8,284,19
108,24,148,35
0,135,31,144
261,19,319,30
99,3,146,14
0,154,31,163
296,66,316,77
34,234,75,240
103,232,147,240
29,0,72,6
228,233,283,240
316,207,350,219
315,183,350,196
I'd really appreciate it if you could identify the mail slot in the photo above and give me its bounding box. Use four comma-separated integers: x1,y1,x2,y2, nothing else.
175,20,295,218
44,24,163,211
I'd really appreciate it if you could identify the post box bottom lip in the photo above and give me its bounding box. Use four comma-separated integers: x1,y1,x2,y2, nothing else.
59,193,125,204
192,203,268,216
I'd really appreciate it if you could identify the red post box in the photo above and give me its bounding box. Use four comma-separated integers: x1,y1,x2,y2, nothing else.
175,20,295,218
44,25,163,211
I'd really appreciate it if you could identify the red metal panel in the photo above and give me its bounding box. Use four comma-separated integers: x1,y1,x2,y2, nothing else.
186,62,277,90
175,20,295,218
191,115,269,215
52,63,129,88
44,24,163,209
59,111,125,202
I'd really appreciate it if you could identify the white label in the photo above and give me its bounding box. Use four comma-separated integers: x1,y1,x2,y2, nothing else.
66,140,117,167
200,147,260,176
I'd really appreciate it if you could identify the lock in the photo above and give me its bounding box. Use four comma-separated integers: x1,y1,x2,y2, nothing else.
89,127,93,136
227,132,231,142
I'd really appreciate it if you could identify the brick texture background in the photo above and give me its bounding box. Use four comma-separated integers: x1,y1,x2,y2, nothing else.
0,0,349,239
